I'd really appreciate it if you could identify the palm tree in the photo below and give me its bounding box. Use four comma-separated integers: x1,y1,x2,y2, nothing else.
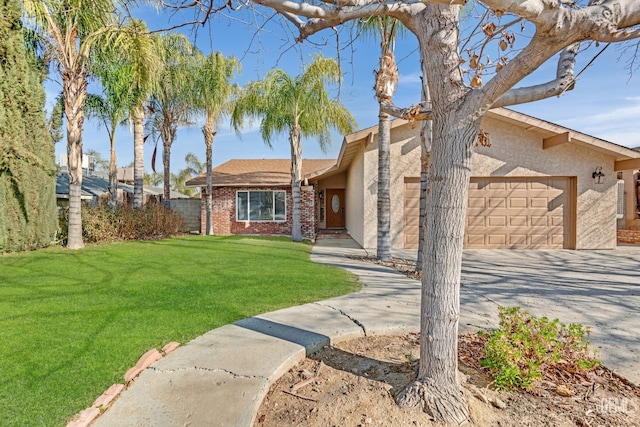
147,33,196,204
122,19,157,209
171,153,205,197
357,17,406,261
232,54,356,242
85,62,135,209
22,0,127,249
192,51,240,235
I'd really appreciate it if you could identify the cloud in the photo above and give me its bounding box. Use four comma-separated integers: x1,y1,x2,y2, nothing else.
559,97,640,146
398,72,422,85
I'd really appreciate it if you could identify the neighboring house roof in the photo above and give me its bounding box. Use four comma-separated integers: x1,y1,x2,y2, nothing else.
56,171,190,200
185,159,336,187
306,107,640,180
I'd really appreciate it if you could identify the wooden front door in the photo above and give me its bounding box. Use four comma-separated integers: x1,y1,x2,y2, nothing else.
325,189,345,228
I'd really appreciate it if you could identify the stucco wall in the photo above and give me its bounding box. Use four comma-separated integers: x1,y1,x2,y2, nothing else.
346,146,365,246
360,124,422,249
347,115,618,250
473,116,618,249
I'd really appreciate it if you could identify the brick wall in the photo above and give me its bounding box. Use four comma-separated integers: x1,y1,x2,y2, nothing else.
200,185,316,240
617,229,640,244
168,199,201,232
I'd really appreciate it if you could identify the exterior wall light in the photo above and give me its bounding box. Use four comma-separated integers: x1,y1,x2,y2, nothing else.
592,166,605,184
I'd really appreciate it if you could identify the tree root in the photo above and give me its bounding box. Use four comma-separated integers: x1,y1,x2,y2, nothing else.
396,378,470,425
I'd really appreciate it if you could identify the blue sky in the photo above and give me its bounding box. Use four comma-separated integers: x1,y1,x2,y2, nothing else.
48,5,640,175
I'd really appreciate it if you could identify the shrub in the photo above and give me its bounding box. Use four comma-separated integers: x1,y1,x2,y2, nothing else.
480,306,599,390
115,204,183,240
58,203,184,245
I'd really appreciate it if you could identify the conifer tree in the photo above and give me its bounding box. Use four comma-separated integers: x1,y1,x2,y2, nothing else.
0,0,57,252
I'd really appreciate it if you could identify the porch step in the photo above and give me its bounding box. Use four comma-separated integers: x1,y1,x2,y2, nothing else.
316,229,351,240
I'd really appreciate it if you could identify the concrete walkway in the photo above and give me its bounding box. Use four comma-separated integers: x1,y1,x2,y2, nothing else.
94,241,640,426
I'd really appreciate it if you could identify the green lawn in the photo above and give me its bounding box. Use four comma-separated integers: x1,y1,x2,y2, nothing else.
0,236,359,426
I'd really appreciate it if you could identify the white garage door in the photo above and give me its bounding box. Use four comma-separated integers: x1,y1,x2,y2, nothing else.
404,177,572,249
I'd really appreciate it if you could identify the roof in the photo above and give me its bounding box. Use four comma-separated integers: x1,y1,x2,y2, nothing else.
56,172,190,200
306,107,640,180
185,159,336,187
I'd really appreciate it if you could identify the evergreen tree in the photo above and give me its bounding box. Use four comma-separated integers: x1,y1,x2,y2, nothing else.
0,0,57,252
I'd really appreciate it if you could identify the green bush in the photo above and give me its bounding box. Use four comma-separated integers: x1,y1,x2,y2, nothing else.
0,0,57,253
58,203,184,244
480,306,599,390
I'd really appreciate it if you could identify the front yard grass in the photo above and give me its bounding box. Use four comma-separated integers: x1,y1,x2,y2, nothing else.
0,236,359,426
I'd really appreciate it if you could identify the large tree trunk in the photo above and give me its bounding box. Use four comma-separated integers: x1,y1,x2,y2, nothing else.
64,69,87,250
108,133,118,210
203,118,216,236
290,125,303,242
397,5,476,424
376,109,392,261
133,104,145,209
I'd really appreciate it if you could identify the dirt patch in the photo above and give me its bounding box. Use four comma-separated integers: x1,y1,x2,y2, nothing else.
255,334,640,426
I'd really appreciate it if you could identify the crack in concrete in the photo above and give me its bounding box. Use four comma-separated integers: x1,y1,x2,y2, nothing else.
148,366,265,380
315,303,367,336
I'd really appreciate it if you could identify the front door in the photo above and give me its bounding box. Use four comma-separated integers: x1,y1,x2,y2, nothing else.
325,189,345,228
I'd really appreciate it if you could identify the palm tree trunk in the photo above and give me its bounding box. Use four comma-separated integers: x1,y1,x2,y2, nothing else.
133,104,145,209
203,118,216,236
375,47,397,261
161,125,175,206
376,108,392,261
416,79,432,272
108,133,118,210
64,69,87,250
290,125,303,242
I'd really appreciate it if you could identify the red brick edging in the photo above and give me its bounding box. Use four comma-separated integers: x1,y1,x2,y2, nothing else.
66,342,181,427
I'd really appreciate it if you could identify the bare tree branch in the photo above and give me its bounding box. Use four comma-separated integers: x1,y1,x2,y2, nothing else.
380,101,433,120
493,42,578,107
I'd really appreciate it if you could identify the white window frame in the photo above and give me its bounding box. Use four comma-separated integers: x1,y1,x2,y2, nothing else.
236,190,287,222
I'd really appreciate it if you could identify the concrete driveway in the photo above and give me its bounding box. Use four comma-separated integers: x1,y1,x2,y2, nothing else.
392,247,640,385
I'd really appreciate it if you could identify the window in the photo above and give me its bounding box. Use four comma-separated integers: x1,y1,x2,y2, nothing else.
236,190,286,222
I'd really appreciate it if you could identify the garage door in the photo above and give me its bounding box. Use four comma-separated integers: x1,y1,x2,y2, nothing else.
404,178,421,248
404,177,572,249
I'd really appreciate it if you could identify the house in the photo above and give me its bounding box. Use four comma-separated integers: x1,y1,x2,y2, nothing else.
187,107,640,249
186,159,334,238
56,169,188,207
617,146,640,244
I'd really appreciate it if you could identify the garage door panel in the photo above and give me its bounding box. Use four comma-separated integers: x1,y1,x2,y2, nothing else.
509,198,527,208
489,198,506,208
488,216,507,227
465,177,569,249
404,197,420,210
530,197,550,208
488,181,507,190
467,216,486,226
404,181,420,249
405,215,419,227
405,176,570,249
510,216,527,226
488,235,507,245
468,198,486,208
508,235,527,246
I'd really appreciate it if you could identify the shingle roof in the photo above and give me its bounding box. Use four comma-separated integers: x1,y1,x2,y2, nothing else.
185,159,336,187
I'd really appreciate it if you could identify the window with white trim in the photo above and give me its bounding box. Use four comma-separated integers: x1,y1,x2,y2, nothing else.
236,190,286,222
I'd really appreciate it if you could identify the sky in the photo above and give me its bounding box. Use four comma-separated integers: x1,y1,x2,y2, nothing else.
47,3,640,177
